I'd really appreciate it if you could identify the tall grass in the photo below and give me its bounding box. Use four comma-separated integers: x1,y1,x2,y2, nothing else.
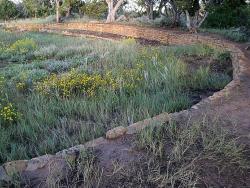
0,29,232,164
200,28,249,42
132,118,250,187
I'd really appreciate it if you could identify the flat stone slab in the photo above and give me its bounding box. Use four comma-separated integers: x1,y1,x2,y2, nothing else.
4,160,28,176
106,126,127,139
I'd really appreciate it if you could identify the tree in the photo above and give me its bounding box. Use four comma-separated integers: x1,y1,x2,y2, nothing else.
137,0,157,19
0,0,18,20
60,0,85,18
84,0,107,19
23,0,54,18
203,0,250,29
105,0,126,22
174,0,211,31
55,0,61,22
159,0,180,25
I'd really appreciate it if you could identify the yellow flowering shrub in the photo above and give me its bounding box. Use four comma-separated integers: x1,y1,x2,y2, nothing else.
35,70,119,98
35,63,145,98
8,38,36,54
0,103,20,123
16,82,27,92
0,77,21,124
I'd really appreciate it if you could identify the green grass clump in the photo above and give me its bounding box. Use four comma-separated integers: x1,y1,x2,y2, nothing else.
200,28,249,42
133,118,250,187
0,29,232,164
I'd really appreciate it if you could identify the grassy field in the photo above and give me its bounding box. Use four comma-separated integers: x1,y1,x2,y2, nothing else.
0,29,232,164
200,28,249,42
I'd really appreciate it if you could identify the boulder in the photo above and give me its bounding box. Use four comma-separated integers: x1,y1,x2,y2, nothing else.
4,160,28,176
26,155,54,171
106,126,127,139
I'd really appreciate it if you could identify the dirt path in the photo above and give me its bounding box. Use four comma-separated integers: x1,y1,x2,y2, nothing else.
1,23,250,187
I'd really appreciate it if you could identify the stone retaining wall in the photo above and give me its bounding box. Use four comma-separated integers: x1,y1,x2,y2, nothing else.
0,23,248,184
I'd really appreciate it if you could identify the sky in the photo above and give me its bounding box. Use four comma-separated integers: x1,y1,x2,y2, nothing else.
11,0,21,3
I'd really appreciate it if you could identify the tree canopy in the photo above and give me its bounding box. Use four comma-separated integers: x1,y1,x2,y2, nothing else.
0,0,18,20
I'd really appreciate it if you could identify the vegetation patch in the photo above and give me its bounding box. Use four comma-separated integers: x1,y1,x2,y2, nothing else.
200,28,249,42
0,29,232,164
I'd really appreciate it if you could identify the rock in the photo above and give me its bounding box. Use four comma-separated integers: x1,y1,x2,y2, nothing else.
192,105,199,110
245,46,250,51
127,119,150,135
106,126,127,139
0,166,10,182
26,155,54,171
21,157,71,187
127,113,170,134
4,160,28,176
45,157,71,186
152,112,170,123
85,137,107,148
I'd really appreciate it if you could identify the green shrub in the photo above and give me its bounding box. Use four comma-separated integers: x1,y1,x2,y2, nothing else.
84,0,107,19
0,77,21,124
9,38,36,54
0,103,20,123
0,38,37,62
200,28,248,42
203,4,250,29
0,0,18,20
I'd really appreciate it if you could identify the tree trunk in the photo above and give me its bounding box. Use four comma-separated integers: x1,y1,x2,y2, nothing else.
148,3,154,19
66,6,72,18
106,0,124,23
170,0,179,26
56,0,60,23
185,10,191,29
185,9,209,32
185,10,197,33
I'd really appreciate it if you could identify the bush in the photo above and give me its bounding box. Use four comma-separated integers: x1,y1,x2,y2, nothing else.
0,38,37,62
0,77,20,124
84,0,107,19
35,70,118,97
0,103,20,123
200,28,248,42
203,4,250,29
0,0,18,20
9,38,36,54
